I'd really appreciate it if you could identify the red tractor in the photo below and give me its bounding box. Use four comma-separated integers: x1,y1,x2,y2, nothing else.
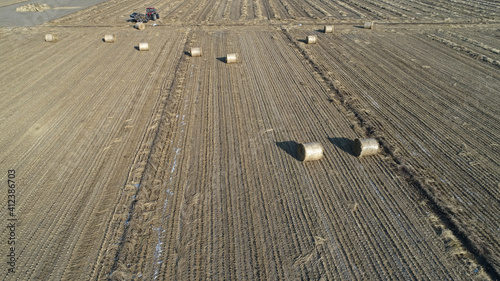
145,7,159,21
130,7,159,23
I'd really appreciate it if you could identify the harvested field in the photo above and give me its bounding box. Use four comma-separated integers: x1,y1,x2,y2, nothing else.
0,0,499,280
44,0,500,26
285,22,500,273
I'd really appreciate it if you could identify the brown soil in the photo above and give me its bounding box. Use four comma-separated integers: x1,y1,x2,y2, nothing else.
1,0,499,280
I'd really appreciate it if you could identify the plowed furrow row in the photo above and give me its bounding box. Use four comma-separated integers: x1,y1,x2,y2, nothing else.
241,41,311,280
93,32,189,280
293,28,499,191
408,0,499,20
339,0,388,20
399,0,459,19
331,0,367,18
85,31,189,280
37,0,500,27
338,33,499,167
222,0,234,21
4,0,500,279
183,0,213,23
432,0,500,18
1,27,188,279
214,0,229,22
368,32,496,199
426,31,500,65
282,25,480,276
0,31,101,105
286,0,323,19
49,0,185,26
115,27,474,280
445,29,500,57
311,0,357,19
244,35,323,280
352,0,408,19
106,33,200,280
1,29,172,182
169,36,213,281
2,37,137,245
246,36,328,280
249,0,260,20
286,26,499,276
262,27,464,278
0,29,178,280
230,0,244,21
239,0,254,20
377,0,414,15
303,0,334,18
156,0,191,22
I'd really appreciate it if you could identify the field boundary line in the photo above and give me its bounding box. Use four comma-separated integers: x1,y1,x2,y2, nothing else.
109,32,191,277
90,30,191,280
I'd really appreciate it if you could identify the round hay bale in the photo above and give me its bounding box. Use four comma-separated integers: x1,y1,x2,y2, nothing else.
297,142,324,162
353,138,380,157
190,47,202,57
139,42,149,51
104,34,116,43
134,22,145,30
307,35,317,44
226,53,237,64
364,22,374,29
45,34,58,42
324,25,334,33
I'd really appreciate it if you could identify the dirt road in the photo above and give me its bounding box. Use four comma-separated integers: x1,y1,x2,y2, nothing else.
1,0,499,280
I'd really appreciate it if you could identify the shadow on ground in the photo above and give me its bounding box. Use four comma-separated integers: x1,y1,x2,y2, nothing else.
276,141,300,160
216,57,227,63
329,137,355,156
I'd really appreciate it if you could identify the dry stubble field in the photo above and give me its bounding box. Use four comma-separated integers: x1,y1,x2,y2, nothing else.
0,0,499,280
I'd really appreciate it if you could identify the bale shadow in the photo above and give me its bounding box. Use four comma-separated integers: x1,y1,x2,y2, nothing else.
216,57,227,63
276,141,300,160
329,137,355,156
314,29,325,33
297,38,308,44
134,46,140,51
184,50,191,56
354,25,364,29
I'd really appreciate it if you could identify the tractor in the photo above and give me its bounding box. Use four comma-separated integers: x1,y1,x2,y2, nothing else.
145,7,159,20
130,7,159,23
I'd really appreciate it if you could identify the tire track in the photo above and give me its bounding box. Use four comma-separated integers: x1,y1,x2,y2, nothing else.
96,29,189,280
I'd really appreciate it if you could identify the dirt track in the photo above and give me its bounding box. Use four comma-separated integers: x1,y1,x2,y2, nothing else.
1,0,499,280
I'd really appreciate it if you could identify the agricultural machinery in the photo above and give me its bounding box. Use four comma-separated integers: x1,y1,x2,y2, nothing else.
130,7,159,23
